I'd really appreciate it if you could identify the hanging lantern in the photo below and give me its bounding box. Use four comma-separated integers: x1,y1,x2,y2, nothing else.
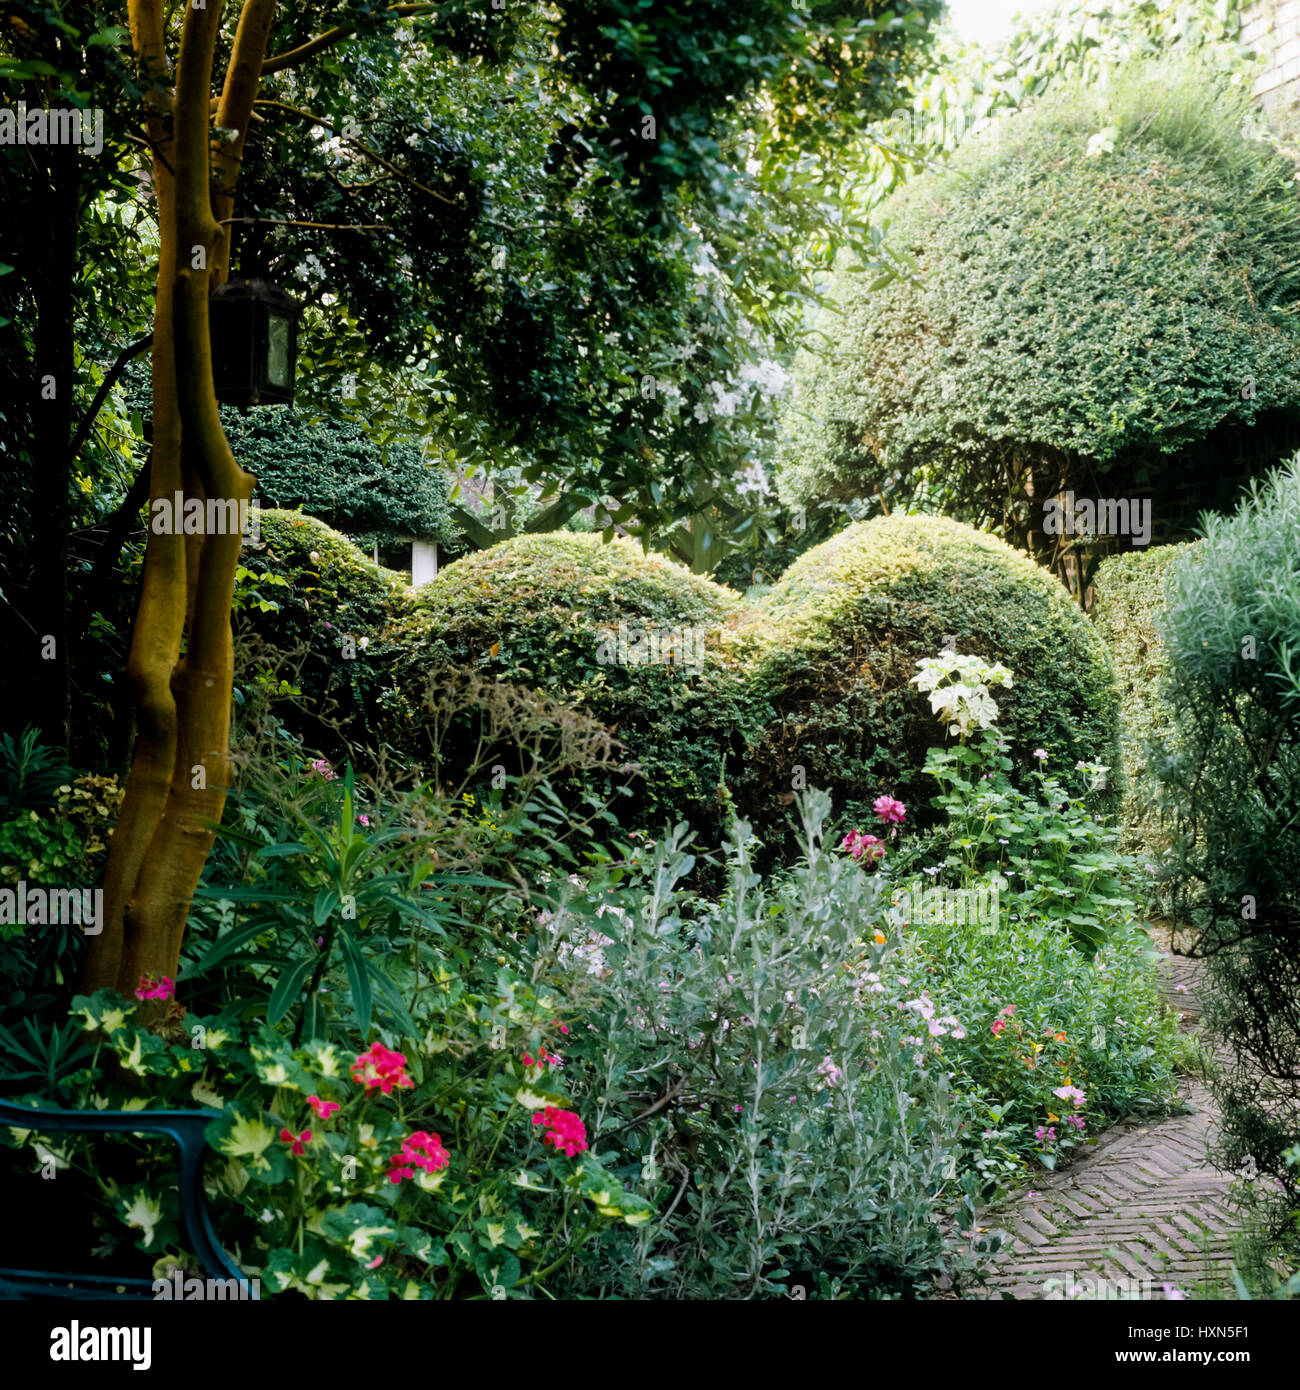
209,277,300,408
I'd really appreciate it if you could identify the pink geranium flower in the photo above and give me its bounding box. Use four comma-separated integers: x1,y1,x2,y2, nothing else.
280,1127,312,1157
135,974,175,1001
841,830,886,863
532,1106,589,1158
873,795,907,825
350,1042,414,1095
387,1129,450,1184
306,1095,340,1120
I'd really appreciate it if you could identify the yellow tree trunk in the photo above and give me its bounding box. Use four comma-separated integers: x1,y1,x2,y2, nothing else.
83,0,274,996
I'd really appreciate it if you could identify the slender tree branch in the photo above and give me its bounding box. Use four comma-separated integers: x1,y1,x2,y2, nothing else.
254,98,459,206
68,335,153,464
260,4,441,76
219,216,391,231
212,0,279,287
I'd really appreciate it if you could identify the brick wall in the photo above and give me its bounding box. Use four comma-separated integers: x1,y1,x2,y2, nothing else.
1245,0,1300,113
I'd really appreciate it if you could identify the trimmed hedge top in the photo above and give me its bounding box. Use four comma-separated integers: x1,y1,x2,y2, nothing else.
402,531,741,645
387,532,753,836
777,61,1300,521
735,513,1121,835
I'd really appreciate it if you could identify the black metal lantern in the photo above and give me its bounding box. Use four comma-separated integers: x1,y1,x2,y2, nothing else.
209,277,300,408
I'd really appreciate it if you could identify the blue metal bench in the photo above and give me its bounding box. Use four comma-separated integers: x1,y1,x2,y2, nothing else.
0,1098,247,1299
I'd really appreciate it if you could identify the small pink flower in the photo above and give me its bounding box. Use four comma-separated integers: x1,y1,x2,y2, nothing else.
873,795,907,825
531,1106,588,1158
280,1127,312,1157
309,758,337,781
1052,1084,1087,1109
990,1019,1007,1037
816,1056,843,1087
841,830,886,863
350,1042,413,1095
366,1254,383,1269
306,1095,339,1120
1033,749,1048,761
134,974,175,1001
357,814,371,827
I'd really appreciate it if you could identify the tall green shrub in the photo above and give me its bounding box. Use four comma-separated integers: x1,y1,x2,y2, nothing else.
235,510,406,757
222,408,458,551
1150,457,1300,1197
385,533,757,839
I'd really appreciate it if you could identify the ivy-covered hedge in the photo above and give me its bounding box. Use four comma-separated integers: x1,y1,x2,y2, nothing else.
386,533,757,837
235,510,406,755
1091,545,1190,857
734,513,1121,840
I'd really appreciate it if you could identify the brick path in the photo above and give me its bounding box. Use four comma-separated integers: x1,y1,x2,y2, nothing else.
978,943,1244,1300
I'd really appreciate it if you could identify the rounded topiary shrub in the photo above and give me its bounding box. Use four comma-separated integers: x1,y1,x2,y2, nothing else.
235,510,406,756
777,61,1300,541
734,513,1121,838
386,532,753,838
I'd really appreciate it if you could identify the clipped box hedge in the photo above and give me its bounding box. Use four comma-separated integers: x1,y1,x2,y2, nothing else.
385,532,756,837
235,509,406,755
733,513,1121,840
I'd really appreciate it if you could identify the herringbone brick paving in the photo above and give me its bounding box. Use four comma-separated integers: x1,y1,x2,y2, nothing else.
978,942,1243,1300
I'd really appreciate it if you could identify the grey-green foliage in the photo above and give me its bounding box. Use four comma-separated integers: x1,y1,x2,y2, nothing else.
1149,456,1300,1197
779,60,1300,525
547,791,986,1299
220,407,458,548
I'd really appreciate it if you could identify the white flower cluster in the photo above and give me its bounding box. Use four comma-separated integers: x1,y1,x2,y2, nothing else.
733,461,770,499
912,651,1014,738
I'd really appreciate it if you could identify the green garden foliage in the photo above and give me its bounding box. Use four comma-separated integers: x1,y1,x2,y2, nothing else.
1091,544,1190,856
385,533,756,839
779,61,1300,538
735,514,1120,843
235,511,406,758
1149,457,1300,1201
549,795,984,1299
221,409,459,552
